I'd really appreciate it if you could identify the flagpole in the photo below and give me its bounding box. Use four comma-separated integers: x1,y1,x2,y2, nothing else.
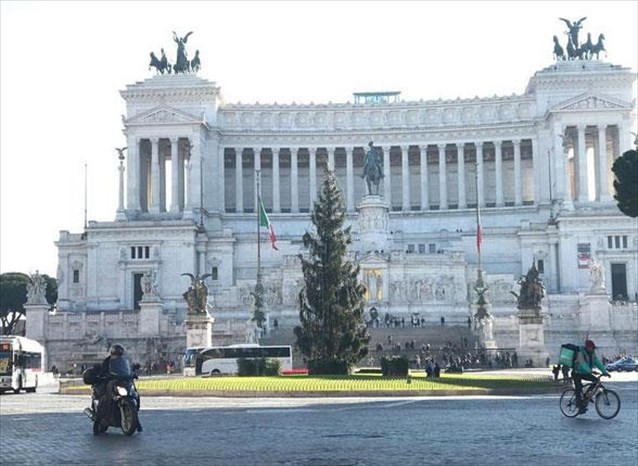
476,160,482,274
84,162,88,231
256,170,261,283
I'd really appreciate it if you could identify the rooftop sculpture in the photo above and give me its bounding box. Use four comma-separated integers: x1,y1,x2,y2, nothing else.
149,31,201,75
553,17,605,61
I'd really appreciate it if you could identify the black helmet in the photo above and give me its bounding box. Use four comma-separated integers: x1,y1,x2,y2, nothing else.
109,344,124,357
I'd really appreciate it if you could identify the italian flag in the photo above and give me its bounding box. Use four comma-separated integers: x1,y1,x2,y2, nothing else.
258,199,278,250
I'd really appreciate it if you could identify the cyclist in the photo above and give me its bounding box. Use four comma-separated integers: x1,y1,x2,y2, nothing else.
573,339,610,414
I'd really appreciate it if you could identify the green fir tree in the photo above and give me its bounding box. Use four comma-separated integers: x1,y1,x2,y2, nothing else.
294,168,369,375
612,148,638,218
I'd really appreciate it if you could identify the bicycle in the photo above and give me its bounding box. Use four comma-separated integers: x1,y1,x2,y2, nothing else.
559,374,620,419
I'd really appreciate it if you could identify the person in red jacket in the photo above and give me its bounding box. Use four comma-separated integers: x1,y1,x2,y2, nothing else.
573,340,610,414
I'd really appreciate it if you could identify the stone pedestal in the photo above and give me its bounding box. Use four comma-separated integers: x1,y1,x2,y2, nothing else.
579,293,612,331
184,312,214,376
185,313,214,349
356,195,392,254
24,303,49,342
517,311,549,368
139,300,163,336
24,303,49,370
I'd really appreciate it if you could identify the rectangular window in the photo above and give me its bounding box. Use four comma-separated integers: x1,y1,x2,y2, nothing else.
429,243,436,254
211,267,218,281
537,260,545,274
622,236,628,248
418,244,426,254
615,236,620,248
407,244,415,254
608,236,613,249
73,270,79,283
130,245,151,260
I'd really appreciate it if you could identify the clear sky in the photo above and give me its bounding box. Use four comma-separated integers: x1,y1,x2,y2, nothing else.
1,1,637,277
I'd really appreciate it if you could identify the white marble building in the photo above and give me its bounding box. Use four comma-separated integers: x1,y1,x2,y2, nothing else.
31,57,637,370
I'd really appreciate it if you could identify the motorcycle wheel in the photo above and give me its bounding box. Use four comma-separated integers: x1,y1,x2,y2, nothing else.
93,419,108,436
119,399,139,436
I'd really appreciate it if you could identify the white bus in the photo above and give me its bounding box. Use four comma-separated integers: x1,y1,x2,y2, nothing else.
0,336,45,394
183,344,293,376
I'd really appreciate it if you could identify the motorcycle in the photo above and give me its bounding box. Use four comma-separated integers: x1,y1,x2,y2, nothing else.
82,358,142,436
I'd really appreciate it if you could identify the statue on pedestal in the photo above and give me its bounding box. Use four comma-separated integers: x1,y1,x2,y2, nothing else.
141,270,160,302
181,273,212,315
26,271,47,305
589,259,605,292
511,264,545,315
361,141,383,195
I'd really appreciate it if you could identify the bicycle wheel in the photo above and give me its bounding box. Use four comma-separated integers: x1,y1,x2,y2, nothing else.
595,388,620,419
559,388,579,417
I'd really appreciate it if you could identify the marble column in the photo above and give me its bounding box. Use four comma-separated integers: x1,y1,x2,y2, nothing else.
419,145,429,210
531,137,539,205
597,126,611,202
187,138,199,217
576,125,589,202
438,144,447,209
235,148,244,213
309,147,317,206
457,143,466,209
170,137,180,213
291,148,299,213
149,138,160,213
328,147,335,171
346,147,354,211
382,146,391,204
254,148,261,208
401,145,410,211
476,142,485,208
513,139,522,206
117,156,126,220
273,147,281,212
127,136,141,210
494,140,503,207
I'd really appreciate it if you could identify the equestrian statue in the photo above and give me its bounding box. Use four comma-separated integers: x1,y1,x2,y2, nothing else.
361,141,384,195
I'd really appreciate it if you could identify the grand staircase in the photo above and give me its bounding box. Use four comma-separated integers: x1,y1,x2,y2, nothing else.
259,324,479,368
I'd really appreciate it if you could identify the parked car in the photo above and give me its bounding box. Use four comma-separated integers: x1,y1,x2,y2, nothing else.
606,356,638,372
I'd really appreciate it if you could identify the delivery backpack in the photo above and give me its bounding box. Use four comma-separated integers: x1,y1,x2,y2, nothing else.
558,343,579,368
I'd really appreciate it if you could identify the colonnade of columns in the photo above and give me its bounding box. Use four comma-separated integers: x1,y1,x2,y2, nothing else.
225,140,535,213
557,124,617,204
125,136,193,213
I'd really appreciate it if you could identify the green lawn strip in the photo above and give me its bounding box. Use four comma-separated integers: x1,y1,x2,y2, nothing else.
61,373,552,394
133,373,551,392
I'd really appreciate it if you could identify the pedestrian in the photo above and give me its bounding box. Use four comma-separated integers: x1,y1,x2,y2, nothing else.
552,364,560,381
426,363,433,378
433,363,441,378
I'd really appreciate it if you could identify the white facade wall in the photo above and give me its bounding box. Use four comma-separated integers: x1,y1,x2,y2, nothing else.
47,59,637,368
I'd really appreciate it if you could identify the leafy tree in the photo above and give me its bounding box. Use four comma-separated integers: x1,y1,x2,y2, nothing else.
0,272,58,335
612,149,638,218
294,168,369,375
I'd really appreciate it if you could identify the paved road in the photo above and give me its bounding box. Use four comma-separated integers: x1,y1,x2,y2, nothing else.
1,380,636,466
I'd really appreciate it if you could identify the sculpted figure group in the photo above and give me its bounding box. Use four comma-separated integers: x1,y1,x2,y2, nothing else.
149,31,201,75
181,273,212,315
511,264,545,313
552,17,606,61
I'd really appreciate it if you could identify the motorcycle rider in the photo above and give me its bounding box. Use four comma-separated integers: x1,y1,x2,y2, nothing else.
93,344,142,432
